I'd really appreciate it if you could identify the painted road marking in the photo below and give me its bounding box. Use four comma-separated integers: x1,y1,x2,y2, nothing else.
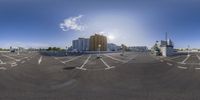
167,63,173,66
0,59,6,64
195,67,200,70
2,55,20,62
177,66,187,69
104,54,126,63
100,58,115,70
62,56,82,64
19,57,29,61
0,67,7,70
125,54,139,63
21,61,26,64
11,62,17,67
196,55,200,60
180,55,190,64
76,55,91,70
38,56,43,64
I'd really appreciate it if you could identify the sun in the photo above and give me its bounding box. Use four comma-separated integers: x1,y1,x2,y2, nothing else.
108,35,115,40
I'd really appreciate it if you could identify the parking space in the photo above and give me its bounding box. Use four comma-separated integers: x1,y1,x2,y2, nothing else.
185,54,200,64
160,53,200,70
0,52,37,70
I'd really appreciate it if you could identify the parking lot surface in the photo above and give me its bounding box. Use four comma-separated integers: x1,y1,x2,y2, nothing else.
0,52,200,100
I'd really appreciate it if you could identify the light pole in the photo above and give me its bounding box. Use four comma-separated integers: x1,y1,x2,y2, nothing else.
66,46,68,56
97,44,102,58
187,45,190,57
121,44,125,56
17,47,20,56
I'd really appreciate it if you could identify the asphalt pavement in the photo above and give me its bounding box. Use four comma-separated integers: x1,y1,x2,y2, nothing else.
0,52,200,100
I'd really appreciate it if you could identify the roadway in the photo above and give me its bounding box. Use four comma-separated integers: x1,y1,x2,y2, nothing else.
0,52,200,100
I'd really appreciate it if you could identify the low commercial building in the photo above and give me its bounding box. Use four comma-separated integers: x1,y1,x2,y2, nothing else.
128,46,148,52
152,39,174,57
107,43,120,51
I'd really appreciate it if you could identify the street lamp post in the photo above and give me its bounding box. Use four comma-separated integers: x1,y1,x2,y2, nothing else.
187,45,190,57
17,47,20,56
97,44,102,58
121,44,125,56
66,46,68,56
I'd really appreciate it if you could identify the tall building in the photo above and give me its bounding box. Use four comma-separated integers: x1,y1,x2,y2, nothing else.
72,38,89,52
89,34,107,51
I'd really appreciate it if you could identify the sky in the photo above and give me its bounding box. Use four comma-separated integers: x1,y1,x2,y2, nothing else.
0,0,200,49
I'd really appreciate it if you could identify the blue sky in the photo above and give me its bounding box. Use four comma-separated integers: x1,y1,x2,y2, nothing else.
0,0,200,49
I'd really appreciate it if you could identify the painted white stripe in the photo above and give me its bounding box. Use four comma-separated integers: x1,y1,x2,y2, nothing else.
180,55,190,64
62,56,82,64
104,54,126,63
21,61,26,64
177,66,187,69
38,56,43,64
0,59,6,64
100,58,115,70
0,67,7,70
195,67,200,70
167,63,173,66
11,62,17,67
76,55,91,70
19,57,28,60
2,55,20,61
196,55,200,60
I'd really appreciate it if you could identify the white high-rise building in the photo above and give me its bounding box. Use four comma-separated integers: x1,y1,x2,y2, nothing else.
72,38,89,52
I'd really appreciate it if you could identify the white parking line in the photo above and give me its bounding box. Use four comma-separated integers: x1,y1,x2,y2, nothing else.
0,59,6,64
167,63,173,66
195,67,200,70
76,55,91,70
62,56,82,64
196,55,200,60
21,61,26,64
19,57,29,61
180,55,190,64
11,62,17,67
177,66,187,69
38,56,43,64
104,54,126,63
100,58,115,70
2,55,20,62
0,67,7,70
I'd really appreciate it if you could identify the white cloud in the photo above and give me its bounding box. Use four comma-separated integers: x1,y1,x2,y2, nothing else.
60,15,85,31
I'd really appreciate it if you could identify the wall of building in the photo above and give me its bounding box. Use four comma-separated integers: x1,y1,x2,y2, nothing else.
89,34,107,51
72,38,89,52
